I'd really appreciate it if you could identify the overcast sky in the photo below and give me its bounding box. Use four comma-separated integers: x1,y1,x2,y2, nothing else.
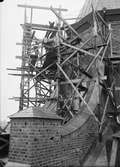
0,0,85,121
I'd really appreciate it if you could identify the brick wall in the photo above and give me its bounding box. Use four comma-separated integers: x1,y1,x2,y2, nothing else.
8,115,98,167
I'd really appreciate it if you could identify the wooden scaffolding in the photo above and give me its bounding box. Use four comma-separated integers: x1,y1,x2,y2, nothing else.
8,3,120,133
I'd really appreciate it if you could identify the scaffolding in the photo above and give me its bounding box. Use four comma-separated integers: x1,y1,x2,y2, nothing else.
6,2,120,167
8,3,120,130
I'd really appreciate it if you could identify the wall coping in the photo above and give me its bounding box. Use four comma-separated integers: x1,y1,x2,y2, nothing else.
5,162,31,167
9,107,63,120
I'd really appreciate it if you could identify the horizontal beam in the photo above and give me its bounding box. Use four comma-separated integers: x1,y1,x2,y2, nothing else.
8,73,34,77
16,42,24,45
52,76,106,86
7,67,29,71
112,61,120,64
18,4,68,12
64,17,77,20
30,27,57,32
16,56,29,60
9,97,57,102
7,68,18,71
21,23,58,32
52,78,82,85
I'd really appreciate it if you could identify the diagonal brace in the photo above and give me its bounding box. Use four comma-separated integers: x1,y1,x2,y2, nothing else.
57,63,100,123
50,6,82,40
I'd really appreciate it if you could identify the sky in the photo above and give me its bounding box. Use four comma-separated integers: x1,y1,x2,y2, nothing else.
0,0,85,121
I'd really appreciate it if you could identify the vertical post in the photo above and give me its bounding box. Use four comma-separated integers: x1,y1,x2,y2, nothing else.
27,8,33,107
39,45,43,107
93,8,100,116
30,8,33,24
76,52,80,110
92,7,102,136
19,8,27,110
0,6,2,122
110,139,118,167
109,24,113,58
56,6,62,111
0,5,3,124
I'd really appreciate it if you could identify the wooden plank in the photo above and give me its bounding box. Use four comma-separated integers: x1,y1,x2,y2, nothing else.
18,4,68,12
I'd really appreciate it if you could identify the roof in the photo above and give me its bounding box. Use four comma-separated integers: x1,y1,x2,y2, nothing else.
9,107,63,120
59,80,99,136
77,0,120,20
59,112,89,136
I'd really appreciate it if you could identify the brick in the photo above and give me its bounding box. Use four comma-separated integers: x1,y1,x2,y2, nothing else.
6,114,98,167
